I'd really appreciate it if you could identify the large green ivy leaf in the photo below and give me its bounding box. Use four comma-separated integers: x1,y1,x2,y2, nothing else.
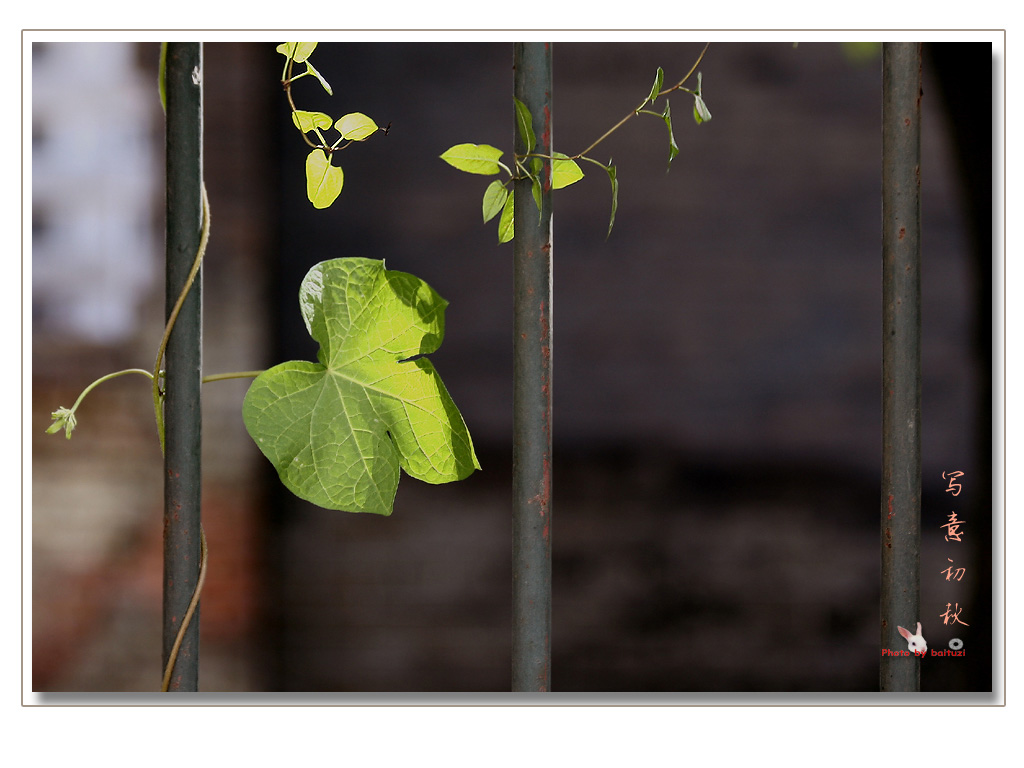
243,258,480,515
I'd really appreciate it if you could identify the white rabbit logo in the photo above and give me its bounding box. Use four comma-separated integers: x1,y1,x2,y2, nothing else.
897,621,927,655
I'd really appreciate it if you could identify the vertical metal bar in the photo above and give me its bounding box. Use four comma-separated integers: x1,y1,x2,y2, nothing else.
162,41,204,692
512,42,553,692
880,42,922,692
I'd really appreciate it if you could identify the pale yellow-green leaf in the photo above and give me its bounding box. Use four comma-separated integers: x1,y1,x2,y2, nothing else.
335,112,378,141
440,143,504,175
514,97,536,155
304,60,333,96
292,110,333,133
551,152,584,190
497,193,514,243
277,42,318,63
482,180,508,223
305,149,344,209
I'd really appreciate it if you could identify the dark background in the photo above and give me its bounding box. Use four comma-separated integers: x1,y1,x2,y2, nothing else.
31,40,994,694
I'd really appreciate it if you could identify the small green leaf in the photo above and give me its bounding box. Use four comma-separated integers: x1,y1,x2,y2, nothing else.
482,180,508,223
692,72,712,124
693,95,712,124
644,66,665,107
497,193,514,243
514,97,536,155
661,101,680,169
336,112,378,141
292,110,333,133
277,42,318,63
304,60,333,96
243,258,480,515
530,157,543,213
551,152,584,189
440,143,505,175
305,148,344,209
605,162,619,239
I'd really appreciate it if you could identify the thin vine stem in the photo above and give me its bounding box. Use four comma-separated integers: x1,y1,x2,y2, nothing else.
46,368,156,439
506,43,710,182
202,370,263,383
573,42,710,160
153,182,210,452
282,51,320,151
71,368,154,411
160,525,208,692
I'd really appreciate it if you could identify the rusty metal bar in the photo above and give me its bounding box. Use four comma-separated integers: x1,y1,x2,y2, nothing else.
880,42,922,692
162,41,204,692
511,41,553,692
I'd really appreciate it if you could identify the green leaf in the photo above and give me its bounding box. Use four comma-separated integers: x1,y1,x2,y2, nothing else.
482,180,508,223
497,193,514,243
692,72,712,124
440,143,504,175
604,162,619,239
305,148,344,209
644,66,664,107
335,112,378,141
304,60,333,96
530,157,543,213
277,42,318,63
551,152,584,189
243,258,480,515
292,110,333,133
514,97,536,155
693,95,712,124
660,101,680,168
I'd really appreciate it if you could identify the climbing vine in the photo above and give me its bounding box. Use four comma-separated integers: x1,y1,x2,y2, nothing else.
278,42,385,209
441,43,711,242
